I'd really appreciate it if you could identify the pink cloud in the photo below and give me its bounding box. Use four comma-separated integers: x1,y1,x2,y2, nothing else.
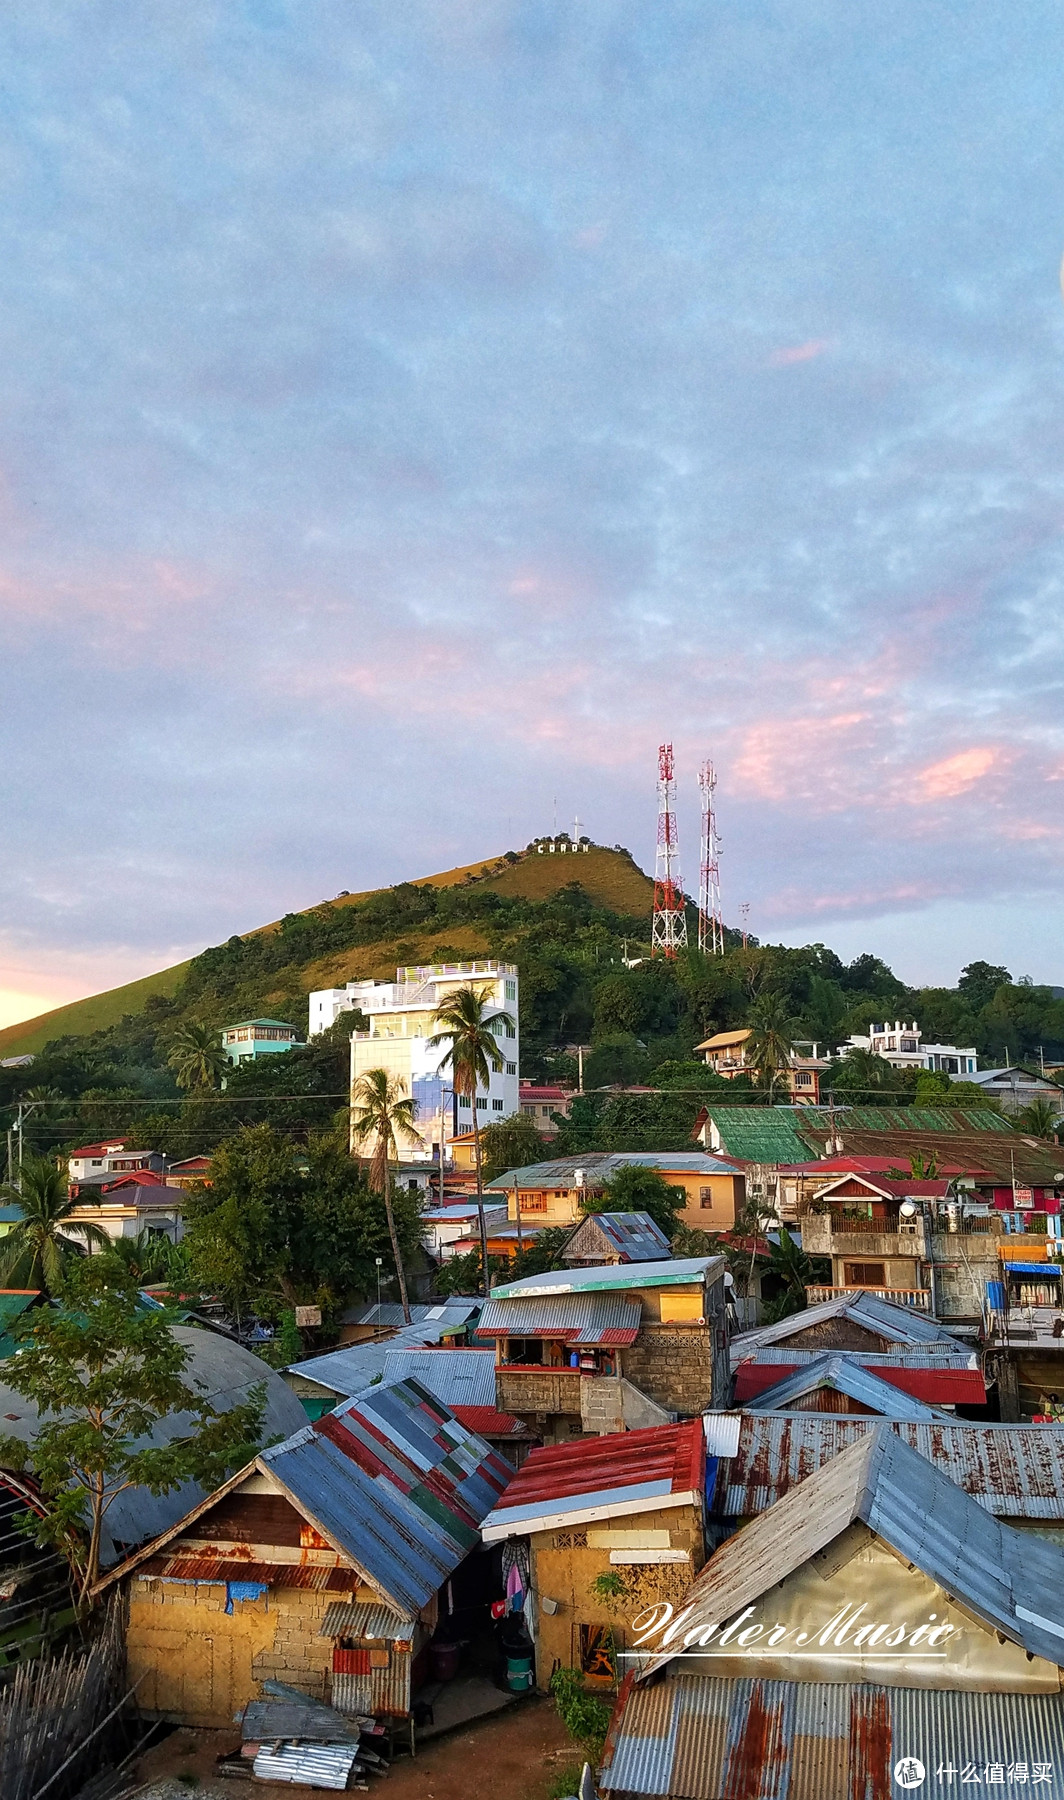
911,747,1000,802
769,339,832,367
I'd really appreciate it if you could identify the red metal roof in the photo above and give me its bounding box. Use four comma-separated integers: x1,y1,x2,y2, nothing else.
733,1360,987,1406
69,1140,127,1159
780,1154,992,1179
491,1419,703,1512
451,1405,527,1438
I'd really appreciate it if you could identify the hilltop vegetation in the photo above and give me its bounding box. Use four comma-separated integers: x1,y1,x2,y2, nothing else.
0,844,1061,1165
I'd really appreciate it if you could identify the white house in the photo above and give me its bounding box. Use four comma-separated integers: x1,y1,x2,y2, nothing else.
309,961,519,1163
842,1021,977,1076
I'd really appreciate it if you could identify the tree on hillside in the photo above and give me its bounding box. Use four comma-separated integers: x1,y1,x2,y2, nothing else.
479,1112,549,1184
429,986,514,1295
0,1157,108,1293
821,1046,912,1101
167,1020,229,1092
958,961,1011,1010
745,994,797,1102
584,1164,685,1239
0,1257,266,1604
349,1068,421,1324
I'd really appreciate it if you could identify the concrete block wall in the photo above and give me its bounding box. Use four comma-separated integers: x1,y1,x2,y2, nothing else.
621,1325,714,1417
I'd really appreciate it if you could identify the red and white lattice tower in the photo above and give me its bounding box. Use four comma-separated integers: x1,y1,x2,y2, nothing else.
697,760,724,956
651,743,688,958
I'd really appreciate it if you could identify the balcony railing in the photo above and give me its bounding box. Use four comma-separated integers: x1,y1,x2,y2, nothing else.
801,1216,927,1258
805,1284,933,1313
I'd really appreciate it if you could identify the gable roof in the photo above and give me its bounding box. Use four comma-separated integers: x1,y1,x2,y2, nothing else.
728,1291,962,1365
640,1431,1064,1679
484,1151,739,1192
713,1415,1064,1519
476,1291,641,1346
561,1211,672,1263
95,1378,512,1615
740,1351,954,1420
732,1346,985,1408
704,1108,814,1165
481,1420,704,1539
289,1308,480,1398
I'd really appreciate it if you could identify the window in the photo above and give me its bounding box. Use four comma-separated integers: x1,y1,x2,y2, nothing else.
492,1099,504,1112
521,1193,548,1211
900,1039,917,1053
795,1071,812,1086
459,1095,471,1109
699,1186,713,1210
521,1105,533,1116
476,1097,487,1110
91,1159,102,1168
541,1106,551,1117
506,1062,517,1075
505,981,516,1001
844,1262,886,1287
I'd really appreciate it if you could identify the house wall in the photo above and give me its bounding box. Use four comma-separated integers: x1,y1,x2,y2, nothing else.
621,1324,714,1417
529,1499,704,1690
126,1577,338,1728
770,1319,891,1353
502,1172,741,1232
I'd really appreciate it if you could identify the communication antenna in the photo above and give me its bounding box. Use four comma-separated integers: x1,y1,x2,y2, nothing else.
697,760,724,956
739,902,750,949
651,743,688,959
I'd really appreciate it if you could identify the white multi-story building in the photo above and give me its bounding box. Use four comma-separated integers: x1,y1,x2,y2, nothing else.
842,1021,977,1076
310,961,520,1162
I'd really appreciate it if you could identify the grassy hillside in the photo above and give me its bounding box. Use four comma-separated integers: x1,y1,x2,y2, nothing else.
0,846,654,1059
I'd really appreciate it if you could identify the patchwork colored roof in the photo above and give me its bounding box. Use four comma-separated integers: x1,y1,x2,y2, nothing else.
481,1420,704,1539
738,1352,955,1420
476,1291,641,1346
713,1415,1064,1519
562,1211,672,1263
98,1378,513,1617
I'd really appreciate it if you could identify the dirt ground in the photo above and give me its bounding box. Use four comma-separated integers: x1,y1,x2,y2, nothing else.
130,1696,582,1800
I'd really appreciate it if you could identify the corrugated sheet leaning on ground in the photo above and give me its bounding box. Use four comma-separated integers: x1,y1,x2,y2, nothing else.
598,1674,1064,1799
715,1416,1064,1518
475,1291,641,1345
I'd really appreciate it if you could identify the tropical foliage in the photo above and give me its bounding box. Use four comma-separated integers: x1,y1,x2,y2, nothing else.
349,1068,421,1323
429,985,514,1293
0,1156,107,1292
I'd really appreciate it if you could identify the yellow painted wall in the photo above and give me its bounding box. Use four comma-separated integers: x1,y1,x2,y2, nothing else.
127,1578,339,1727
529,1500,703,1690
501,1171,741,1231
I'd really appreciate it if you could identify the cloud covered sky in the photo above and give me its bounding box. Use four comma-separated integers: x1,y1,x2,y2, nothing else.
3,0,1064,1023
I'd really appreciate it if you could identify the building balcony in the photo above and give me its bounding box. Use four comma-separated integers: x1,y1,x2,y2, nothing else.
805,1284,933,1313
495,1366,585,1417
801,1215,928,1258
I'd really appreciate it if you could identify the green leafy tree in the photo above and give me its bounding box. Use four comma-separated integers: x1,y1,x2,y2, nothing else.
0,1156,108,1292
759,1227,827,1322
166,1020,229,1093
745,994,796,1101
958,961,1011,1010
429,985,515,1295
105,1229,176,1284
479,1112,549,1183
349,1068,421,1323
1014,1097,1062,1141
583,1163,685,1239
821,1047,912,1100
0,1257,266,1604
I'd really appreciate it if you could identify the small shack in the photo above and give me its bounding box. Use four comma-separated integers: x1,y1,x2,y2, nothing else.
95,1379,512,1729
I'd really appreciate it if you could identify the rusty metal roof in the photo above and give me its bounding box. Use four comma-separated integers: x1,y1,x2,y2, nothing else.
481,1420,704,1539
319,1601,415,1641
642,1430,1064,1679
476,1291,641,1346
715,1415,1064,1519
729,1291,964,1365
599,1673,1064,1799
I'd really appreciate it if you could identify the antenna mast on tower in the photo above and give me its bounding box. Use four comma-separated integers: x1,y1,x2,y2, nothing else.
651,743,688,959
697,760,724,955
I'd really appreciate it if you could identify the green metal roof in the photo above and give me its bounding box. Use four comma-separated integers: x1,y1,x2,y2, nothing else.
705,1109,813,1164
800,1105,1012,1134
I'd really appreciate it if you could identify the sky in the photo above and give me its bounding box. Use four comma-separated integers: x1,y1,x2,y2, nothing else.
3,0,1064,1028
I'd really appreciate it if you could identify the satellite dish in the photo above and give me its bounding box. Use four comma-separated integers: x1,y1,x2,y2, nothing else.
899,1200,918,1218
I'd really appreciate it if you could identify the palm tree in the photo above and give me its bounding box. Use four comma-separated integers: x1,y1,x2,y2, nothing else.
349,1068,421,1323
1016,1097,1062,1141
429,985,515,1296
746,994,796,1102
0,1157,108,1293
106,1229,174,1284
167,1021,229,1092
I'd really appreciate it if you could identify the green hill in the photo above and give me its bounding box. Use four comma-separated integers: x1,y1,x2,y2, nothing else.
0,845,654,1060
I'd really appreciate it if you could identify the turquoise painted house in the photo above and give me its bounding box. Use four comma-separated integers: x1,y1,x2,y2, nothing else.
221,1019,304,1066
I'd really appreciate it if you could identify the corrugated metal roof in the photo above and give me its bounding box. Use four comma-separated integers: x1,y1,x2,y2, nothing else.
378,1347,498,1408
717,1416,1064,1520
253,1742,359,1789
451,1405,527,1437
599,1673,1064,1799
141,1556,353,1589
800,1105,1014,1134
643,1431,1064,1680
476,1291,641,1346
563,1212,673,1263
739,1346,977,1368
485,1151,739,1190
242,1696,362,1743
319,1601,415,1641
705,1108,814,1164
289,1313,481,1398
729,1291,963,1365
481,1421,704,1538
733,1351,986,1407
490,1256,720,1298
342,1301,479,1328
739,1352,954,1419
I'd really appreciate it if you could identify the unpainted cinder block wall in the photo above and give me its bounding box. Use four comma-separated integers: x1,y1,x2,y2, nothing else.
126,1577,335,1728
621,1325,714,1416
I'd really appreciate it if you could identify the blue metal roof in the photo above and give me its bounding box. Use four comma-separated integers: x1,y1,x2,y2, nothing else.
289,1310,480,1398
564,1212,672,1263
743,1352,952,1420
378,1347,498,1408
